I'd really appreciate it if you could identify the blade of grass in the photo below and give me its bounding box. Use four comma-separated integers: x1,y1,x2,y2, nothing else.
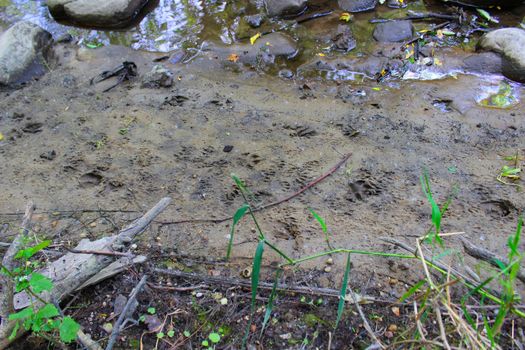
420,171,443,246
260,269,282,337
309,208,332,249
243,239,265,348
398,280,426,303
226,204,250,260
335,253,351,329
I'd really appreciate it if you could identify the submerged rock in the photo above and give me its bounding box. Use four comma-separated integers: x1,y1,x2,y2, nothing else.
373,21,413,42
462,52,502,76
208,32,298,66
264,0,307,18
0,21,52,85
478,28,525,83
244,14,265,28
387,0,407,8
439,0,523,8
332,25,356,52
141,65,174,88
47,0,150,29
338,0,378,12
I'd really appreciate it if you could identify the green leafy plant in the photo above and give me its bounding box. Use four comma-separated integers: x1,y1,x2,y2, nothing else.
1,238,80,344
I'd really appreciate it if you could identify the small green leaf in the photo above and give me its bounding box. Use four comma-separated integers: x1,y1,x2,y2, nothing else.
226,204,250,260
59,317,80,343
8,321,20,340
139,315,146,322
477,9,499,23
335,253,351,329
202,340,209,347
147,307,156,315
29,273,53,293
8,307,33,321
157,332,165,339
167,330,175,338
261,269,282,336
209,332,221,343
15,240,51,260
35,304,59,320
183,330,191,337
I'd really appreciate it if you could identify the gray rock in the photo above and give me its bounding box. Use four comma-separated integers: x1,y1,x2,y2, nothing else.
478,28,525,83
0,21,52,85
141,64,173,88
387,0,407,8
338,0,377,12
463,52,502,75
264,0,306,18
373,21,413,42
47,0,149,29
208,32,298,66
244,14,265,28
332,24,356,52
438,0,523,8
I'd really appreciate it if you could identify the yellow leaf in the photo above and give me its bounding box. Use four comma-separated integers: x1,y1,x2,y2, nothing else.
317,53,326,57
434,57,442,66
0,132,3,141
228,53,239,63
340,12,352,22
405,50,414,59
250,33,261,45
436,29,444,39
372,87,381,91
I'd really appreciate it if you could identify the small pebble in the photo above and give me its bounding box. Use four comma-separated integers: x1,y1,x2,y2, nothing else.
388,324,398,332
223,145,234,152
326,258,334,265
324,266,332,273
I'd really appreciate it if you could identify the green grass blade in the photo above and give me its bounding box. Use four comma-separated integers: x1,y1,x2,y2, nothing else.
335,253,351,329
263,240,293,264
226,204,250,260
309,208,327,233
398,280,426,303
309,208,332,249
420,171,443,245
261,269,282,337
243,239,265,348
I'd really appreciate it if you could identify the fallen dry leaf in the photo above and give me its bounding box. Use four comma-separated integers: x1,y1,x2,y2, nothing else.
228,53,239,63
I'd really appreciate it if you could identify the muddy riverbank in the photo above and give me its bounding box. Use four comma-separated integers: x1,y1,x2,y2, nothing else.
0,39,524,347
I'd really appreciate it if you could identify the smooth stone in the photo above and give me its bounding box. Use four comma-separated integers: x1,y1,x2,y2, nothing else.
478,28,525,83
373,20,414,42
47,0,150,29
264,0,307,18
0,21,52,85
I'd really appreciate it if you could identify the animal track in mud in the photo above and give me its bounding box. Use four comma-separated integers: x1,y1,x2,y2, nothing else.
78,171,103,188
239,153,263,169
481,199,517,218
283,124,318,138
345,169,385,202
22,122,44,133
163,95,189,107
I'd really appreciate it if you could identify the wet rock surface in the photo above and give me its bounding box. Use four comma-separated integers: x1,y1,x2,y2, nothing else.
338,0,378,12
440,0,524,8
0,21,52,85
206,32,298,66
141,64,174,88
332,24,357,52
47,0,150,29
477,28,525,83
373,20,414,42
264,0,307,18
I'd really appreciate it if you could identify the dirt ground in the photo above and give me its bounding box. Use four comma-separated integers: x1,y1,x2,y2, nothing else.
1,43,524,348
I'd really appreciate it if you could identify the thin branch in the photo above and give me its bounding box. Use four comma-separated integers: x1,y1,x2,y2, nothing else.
460,237,525,284
105,275,148,350
161,153,352,225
